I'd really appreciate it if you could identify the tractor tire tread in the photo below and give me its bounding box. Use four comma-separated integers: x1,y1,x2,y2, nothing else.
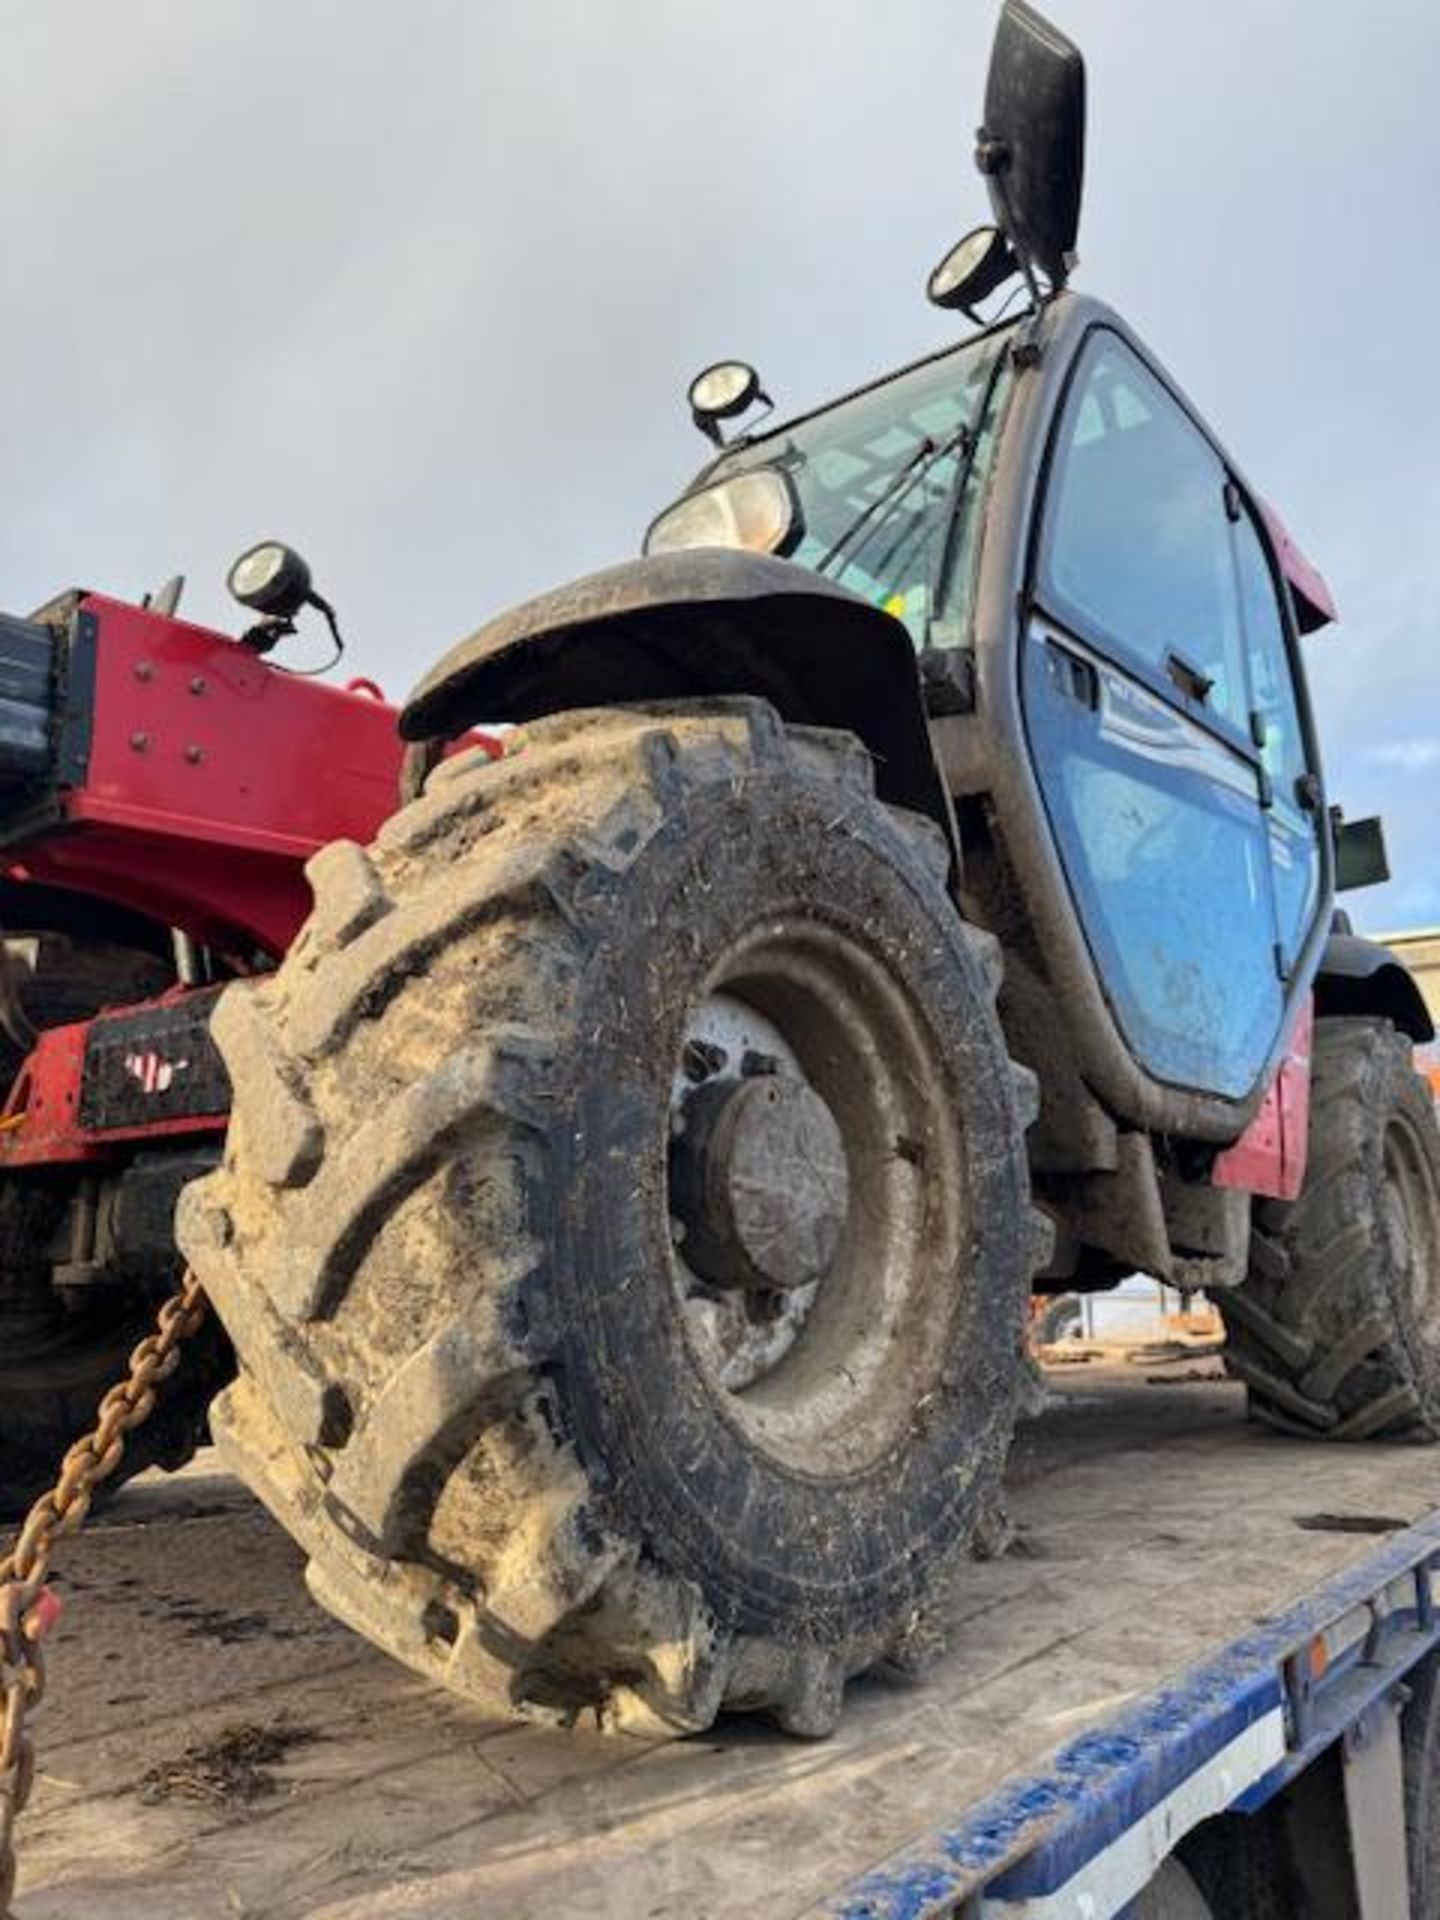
181,698,1046,1736
1219,1017,1440,1441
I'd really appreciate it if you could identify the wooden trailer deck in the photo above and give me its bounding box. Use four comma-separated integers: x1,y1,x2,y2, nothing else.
14,1362,1439,1919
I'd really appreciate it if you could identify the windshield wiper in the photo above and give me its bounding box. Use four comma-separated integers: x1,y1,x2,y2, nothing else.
816,426,972,578
929,349,1013,626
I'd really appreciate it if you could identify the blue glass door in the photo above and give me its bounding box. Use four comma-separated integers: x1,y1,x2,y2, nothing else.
1024,331,1298,1101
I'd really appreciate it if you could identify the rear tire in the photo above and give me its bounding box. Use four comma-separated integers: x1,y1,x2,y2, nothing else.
1221,1016,1440,1440
180,700,1048,1736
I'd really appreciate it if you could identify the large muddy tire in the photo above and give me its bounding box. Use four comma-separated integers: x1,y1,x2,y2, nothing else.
0,1182,230,1517
1221,1016,1440,1440
180,700,1047,1737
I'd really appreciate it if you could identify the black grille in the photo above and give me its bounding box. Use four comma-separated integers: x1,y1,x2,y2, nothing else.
79,988,231,1132
0,614,55,782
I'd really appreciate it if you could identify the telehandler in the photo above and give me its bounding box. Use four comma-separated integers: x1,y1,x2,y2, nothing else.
0,0,1433,1747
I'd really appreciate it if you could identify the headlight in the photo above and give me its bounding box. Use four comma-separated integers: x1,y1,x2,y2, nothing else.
644,470,801,560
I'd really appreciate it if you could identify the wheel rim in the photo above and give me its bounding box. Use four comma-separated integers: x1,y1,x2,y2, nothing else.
1384,1111,1440,1326
666,916,968,1476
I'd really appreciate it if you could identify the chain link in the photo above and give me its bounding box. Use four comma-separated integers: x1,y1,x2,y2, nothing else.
0,1269,208,1918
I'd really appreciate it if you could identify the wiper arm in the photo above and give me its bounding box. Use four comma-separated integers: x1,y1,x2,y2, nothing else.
816,426,971,578
929,349,1012,626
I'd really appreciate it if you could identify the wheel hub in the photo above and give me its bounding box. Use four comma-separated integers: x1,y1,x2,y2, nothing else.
672,1075,849,1294
665,937,967,1467
1385,1116,1440,1322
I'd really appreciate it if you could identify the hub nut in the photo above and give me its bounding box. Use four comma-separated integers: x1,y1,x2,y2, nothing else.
670,1076,850,1293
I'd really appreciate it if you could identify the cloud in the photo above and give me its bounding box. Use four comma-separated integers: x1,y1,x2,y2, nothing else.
1365,740,1440,774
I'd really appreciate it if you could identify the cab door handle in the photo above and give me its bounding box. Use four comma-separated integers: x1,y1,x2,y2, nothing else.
1165,650,1214,705
1045,639,1098,710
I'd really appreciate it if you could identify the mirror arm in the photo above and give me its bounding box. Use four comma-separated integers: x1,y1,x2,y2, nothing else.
975,134,1048,321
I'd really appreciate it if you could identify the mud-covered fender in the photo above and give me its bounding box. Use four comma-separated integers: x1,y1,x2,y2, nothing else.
400,550,957,869
1314,931,1435,1043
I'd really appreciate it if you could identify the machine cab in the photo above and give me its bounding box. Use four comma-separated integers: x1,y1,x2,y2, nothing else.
642,0,1341,1130
647,293,1333,1120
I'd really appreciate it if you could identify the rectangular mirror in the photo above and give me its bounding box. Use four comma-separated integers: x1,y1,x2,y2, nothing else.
981,1,1086,285
1335,814,1390,892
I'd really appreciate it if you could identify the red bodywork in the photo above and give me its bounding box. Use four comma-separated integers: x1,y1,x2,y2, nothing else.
1259,500,1337,636
0,593,497,1169
13,596,414,957
1213,998,1314,1203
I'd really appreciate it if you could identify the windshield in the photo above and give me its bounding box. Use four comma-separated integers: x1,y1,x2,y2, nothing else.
710,329,1013,648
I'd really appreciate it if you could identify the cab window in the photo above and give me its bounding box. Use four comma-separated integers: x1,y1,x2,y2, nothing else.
1234,506,1322,957
712,332,1012,648
1040,336,1248,735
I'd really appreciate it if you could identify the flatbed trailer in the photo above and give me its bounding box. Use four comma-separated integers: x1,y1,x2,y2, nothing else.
15,1365,1440,1919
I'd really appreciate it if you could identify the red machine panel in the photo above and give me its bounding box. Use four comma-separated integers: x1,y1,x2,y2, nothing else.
74,596,405,854
0,593,500,1166
1213,998,1313,1203
3,595,500,958
7,596,408,955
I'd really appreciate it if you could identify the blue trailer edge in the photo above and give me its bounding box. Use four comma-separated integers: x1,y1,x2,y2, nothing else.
827,1511,1440,1919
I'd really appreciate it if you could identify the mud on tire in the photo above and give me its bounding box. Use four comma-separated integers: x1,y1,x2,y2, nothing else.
1221,1016,1440,1441
180,700,1048,1736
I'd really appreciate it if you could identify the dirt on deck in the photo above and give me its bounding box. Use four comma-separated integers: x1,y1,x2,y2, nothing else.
12,1361,1435,1919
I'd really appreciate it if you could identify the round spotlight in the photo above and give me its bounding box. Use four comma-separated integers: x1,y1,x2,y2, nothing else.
926,225,1019,312
688,361,762,424
226,541,313,620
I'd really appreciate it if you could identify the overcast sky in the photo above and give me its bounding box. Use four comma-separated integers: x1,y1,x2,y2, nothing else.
2,0,1437,931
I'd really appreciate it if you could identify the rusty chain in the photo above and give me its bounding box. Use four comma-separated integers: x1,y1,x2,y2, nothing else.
0,1268,208,1918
